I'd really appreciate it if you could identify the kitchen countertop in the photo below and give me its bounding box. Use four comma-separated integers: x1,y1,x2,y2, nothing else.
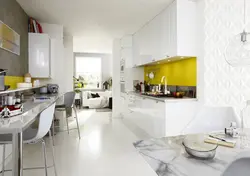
129,92,197,102
134,132,249,176
0,85,46,95
0,93,62,133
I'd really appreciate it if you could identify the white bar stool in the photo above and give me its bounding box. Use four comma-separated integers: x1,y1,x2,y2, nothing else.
0,103,57,176
54,91,81,140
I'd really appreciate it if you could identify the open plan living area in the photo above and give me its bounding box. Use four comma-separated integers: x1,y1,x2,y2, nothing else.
1,0,250,176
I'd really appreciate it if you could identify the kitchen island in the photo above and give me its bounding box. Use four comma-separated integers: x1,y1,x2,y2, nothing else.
122,92,199,138
134,133,249,176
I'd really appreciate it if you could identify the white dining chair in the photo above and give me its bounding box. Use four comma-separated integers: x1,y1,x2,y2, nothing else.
54,91,81,140
182,106,240,134
0,103,57,176
222,151,250,176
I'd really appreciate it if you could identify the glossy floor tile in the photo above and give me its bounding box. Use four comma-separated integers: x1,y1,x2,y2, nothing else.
4,109,157,176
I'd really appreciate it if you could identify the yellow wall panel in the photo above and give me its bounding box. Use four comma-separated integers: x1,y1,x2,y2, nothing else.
4,76,24,89
144,58,197,86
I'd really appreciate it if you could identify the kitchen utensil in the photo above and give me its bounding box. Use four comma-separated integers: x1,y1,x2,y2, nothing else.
182,134,218,159
155,86,159,92
47,84,59,94
7,96,13,105
149,72,154,79
12,97,16,105
225,122,239,137
209,135,226,141
40,86,48,94
0,69,7,91
24,73,31,83
17,83,32,88
33,80,40,87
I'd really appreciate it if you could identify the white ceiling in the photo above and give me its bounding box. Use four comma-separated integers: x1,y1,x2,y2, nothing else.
17,0,173,53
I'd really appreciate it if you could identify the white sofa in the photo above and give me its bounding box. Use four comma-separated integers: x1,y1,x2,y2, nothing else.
81,91,112,109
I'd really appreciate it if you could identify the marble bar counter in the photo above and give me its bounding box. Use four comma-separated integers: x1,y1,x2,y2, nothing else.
129,92,197,102
134,134,249,176
0,93,63,134
0,85,46,95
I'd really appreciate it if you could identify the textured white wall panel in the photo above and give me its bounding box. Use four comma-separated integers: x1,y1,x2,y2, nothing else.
203,0,250,115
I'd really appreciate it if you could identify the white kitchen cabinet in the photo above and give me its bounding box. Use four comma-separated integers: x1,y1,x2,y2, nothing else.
132,32,141,67
141,98,166,137
29,33,50,78
163,0,197,57
132,0,197,66
149,13,163,62
125,94,166,138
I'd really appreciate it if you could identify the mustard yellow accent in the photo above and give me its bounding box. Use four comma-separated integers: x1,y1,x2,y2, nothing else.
144,58,197,86
4,76,24,89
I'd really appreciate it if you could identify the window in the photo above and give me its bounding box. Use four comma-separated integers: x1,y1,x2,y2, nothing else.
75,56,102,89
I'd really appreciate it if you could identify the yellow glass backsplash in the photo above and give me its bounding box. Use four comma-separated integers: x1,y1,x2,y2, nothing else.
4,76,24,89
144,58,197,86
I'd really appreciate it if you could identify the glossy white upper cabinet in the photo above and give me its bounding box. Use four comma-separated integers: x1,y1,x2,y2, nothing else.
174,0,196,57
132,32,141,67
29,33,50,78
133,0,197,66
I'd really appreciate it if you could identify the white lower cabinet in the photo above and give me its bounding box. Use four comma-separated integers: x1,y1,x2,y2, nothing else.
123,94,199,138
124,94,166,138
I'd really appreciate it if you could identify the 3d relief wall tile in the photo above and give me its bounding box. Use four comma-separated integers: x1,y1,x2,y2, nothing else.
204,0,250,115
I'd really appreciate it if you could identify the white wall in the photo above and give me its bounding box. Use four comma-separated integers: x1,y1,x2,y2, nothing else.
198,0,250,116
74,53,112,83
63,36,74,92
112,39,122,118
40,23,63,40
73,36,113,54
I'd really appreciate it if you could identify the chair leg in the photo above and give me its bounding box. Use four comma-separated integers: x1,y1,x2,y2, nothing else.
49,130,58,176
2,145,5,176
66,117,70,134
41,140,48,176
52,114,56,146
73,106,81,139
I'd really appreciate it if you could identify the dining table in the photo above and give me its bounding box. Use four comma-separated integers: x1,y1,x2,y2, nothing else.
0,93,63,176
134,130,250,176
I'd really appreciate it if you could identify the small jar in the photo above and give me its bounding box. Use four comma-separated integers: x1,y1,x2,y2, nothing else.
24,73,32,83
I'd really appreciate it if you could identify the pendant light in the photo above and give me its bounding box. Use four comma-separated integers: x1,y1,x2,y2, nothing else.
225,0,250,67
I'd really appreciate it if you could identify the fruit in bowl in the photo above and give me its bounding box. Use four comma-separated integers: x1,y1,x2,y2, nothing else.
174,92,184,98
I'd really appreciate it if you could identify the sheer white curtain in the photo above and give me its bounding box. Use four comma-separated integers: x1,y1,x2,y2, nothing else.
75,57,102,89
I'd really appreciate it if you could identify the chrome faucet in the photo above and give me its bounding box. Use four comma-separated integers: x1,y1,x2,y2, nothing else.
161,76,169,94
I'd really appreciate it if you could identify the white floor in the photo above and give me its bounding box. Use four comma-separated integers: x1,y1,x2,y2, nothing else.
4,110,157,176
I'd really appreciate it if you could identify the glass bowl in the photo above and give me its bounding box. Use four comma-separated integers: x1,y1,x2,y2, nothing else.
182,134,218,160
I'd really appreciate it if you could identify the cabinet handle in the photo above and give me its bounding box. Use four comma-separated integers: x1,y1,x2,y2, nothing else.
156,101,159,103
